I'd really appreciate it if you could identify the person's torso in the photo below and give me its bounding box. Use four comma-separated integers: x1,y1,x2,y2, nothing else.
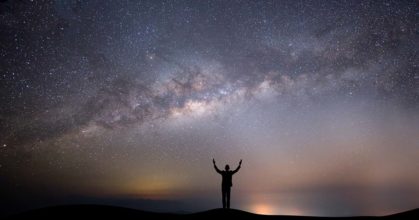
221,171,233,187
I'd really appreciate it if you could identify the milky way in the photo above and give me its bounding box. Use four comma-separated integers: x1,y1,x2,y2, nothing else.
1,0,418,217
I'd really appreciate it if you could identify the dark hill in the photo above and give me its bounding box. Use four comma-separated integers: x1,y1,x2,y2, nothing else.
6,205,419,220
385,208,419,218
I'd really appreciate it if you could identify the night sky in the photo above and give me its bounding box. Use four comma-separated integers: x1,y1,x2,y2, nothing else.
1,0,418,217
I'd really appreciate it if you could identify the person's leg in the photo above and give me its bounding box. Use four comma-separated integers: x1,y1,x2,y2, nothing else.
226,187,231,209
222,187,226,208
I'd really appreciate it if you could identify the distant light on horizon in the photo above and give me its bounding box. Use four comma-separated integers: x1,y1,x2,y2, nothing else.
250,203,276,215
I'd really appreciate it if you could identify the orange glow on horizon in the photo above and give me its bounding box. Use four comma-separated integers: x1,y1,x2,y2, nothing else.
122,176,187,200
250,203,276,215
249,202,307,216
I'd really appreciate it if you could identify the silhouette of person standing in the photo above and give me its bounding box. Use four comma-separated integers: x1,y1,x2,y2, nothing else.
213,158,242,209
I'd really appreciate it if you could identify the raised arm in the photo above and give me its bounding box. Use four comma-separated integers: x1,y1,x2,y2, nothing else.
213,158,221,174
232,159,242,174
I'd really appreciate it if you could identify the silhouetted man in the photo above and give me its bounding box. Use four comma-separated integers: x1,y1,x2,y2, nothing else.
213,158,242,209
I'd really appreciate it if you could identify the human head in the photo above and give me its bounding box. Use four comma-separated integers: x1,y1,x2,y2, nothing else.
225,164,230,171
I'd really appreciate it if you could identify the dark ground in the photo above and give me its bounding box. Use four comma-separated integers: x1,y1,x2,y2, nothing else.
5,205,419,220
